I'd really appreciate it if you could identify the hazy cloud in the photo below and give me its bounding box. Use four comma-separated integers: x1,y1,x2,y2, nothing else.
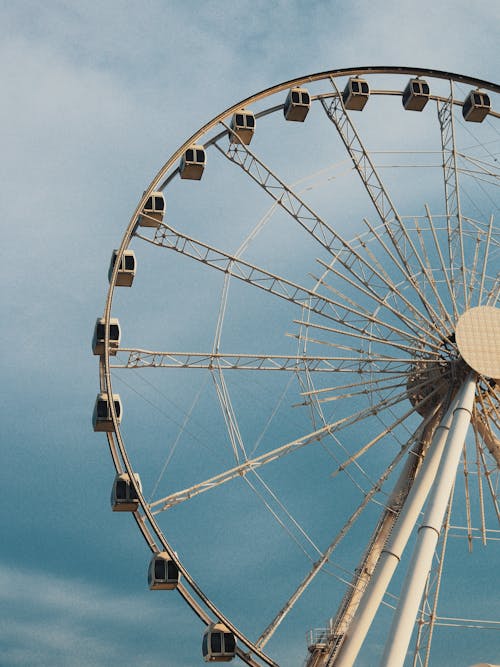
1,1,498,666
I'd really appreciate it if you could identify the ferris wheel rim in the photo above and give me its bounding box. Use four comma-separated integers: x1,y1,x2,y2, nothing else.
97,66,499,666
106,66,500,297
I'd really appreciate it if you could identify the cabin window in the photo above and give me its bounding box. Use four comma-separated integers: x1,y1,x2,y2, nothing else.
114,401,121,418
97,401,108,419
224,633,235,652
116,480,127,499
155,559,165,580
124,255,135,270
211,633,222,653
96,323,105,339
351,80,359,93
361,82,369,94
154,196,164,210
292,90,300,103
236,113,244,126
196,149,205,163
110,324,120,339
202,635,208,655
186,149,194,162
145,197,153,210
246,115,255,128
301,92,310,105
167,561,179,580
422,83,429,95
472,92,490,107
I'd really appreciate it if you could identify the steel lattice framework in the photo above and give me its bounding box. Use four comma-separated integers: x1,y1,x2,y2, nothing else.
95,67,500,667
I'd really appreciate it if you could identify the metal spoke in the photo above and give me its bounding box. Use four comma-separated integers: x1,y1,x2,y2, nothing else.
478,214,495,305
321,81,453,329
149,385,428,514
292,318,442,358
216,128,449,346
136,222,439,350
313,259,445,350
257,427,426,649
330,383,445,477
437,85,466,313
112,349,419,372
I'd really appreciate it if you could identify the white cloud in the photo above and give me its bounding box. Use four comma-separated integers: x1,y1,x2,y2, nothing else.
0,563,195,666
0,3,498,667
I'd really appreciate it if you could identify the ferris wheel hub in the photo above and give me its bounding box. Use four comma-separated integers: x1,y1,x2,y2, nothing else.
456,306,500,380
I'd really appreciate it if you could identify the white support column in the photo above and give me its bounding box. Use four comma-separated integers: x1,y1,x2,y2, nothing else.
334,402,456,667
379,374,476,667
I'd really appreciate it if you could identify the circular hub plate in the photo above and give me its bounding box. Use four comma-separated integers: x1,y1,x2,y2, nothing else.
455,306,500,379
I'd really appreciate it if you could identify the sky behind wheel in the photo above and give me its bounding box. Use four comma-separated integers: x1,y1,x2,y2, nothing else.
1,2,499,667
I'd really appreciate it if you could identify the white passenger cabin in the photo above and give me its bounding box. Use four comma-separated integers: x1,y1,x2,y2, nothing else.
229,110,255,145
180,145,206,180
462,90,491,122
92,318,120,356
202,623,236,662
111,472,141,512
108,249,136,287
92,393,122,432
342,77,369,110
283,87,311,122
148,552,180,590
402,78,430,111
137,192,165,227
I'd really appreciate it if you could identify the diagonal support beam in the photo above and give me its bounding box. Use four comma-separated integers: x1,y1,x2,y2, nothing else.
136,223,432,349
215,126,446,347
112,349,425,373
379,374,476,667
149,385,418,514
333,401,455,666
437,81,466,314
321,81,450,334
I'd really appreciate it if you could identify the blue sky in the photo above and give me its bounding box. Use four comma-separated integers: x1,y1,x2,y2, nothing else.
1,2,499,666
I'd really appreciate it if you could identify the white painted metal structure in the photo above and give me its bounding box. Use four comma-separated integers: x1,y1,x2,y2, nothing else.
95,68,500,666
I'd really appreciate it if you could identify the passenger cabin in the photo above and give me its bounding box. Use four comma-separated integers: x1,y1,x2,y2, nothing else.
202,623,236,662
229,110,255,145
108,249,136,287
284,87,311,122
92,393,122,432
462,90,491,122
111,472,141,512
137,192,165,227
92,317,120,356
180,145,206,180
402,78,430,111
148,552,180,590
342,77,369,111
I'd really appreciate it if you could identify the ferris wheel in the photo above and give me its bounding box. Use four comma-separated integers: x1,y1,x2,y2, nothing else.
93,67,500,667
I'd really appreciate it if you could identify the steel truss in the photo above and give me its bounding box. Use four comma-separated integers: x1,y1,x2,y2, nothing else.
97,67,499,667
